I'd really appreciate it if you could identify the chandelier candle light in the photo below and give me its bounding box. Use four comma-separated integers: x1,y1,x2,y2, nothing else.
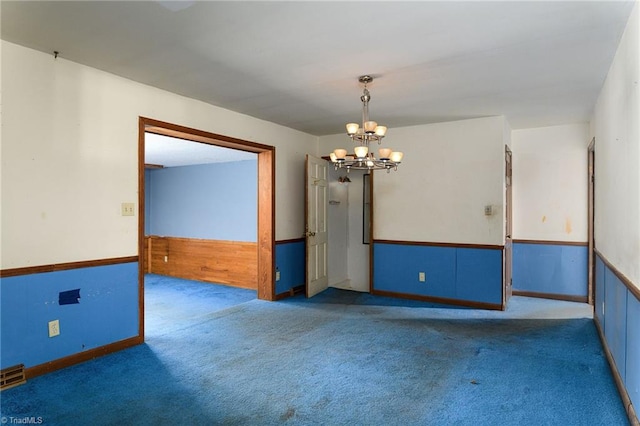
330,75,403,172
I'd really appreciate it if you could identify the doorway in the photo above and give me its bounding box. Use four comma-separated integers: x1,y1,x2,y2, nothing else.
137,117,275,339
310,161,372,296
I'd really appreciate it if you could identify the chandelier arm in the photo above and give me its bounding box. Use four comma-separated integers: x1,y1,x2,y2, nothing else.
335,157,400,171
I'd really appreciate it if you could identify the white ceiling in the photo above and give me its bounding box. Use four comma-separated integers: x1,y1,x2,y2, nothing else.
1,0,635,139
145,133,256,167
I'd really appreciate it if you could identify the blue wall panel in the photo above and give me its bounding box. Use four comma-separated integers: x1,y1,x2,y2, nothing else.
456,248,502,304
596,252,640,416
373,243,502,305
604,268,628,381
275,241,305,295
373,243,456,299
512,242,587,297
0,262,139,369
147,160,257,241
626,291,640,411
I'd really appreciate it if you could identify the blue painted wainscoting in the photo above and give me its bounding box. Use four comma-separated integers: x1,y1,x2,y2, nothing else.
595,253,640,418
512,240,588,301
372,241,503,309
275,239,305,296
0,261,139,370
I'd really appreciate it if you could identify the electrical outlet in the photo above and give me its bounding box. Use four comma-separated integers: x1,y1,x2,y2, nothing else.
419,272,426,282
48,320,60,337
275,270,281,281
484,205,493,216
121,202,135,216
164,255,168,263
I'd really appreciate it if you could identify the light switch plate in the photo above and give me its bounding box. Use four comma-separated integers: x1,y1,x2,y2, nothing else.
121,203,135,216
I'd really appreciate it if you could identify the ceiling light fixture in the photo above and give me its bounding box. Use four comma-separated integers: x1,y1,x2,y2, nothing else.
330,75,403,173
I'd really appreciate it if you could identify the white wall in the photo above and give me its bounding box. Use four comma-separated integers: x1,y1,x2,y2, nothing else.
591,2,640,288
1,41,318,268
320,116,507,291
323,117,506,245
512,123,590,242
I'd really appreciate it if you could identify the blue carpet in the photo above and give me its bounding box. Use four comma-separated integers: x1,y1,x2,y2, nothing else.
144,274,256,333
0,278,628,425
300,287,471,309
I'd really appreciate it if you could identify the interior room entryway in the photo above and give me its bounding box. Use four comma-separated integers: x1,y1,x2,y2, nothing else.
307,155,373,298
138,117,276,339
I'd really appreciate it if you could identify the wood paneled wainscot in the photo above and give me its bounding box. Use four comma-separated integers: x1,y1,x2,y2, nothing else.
145,236,257,289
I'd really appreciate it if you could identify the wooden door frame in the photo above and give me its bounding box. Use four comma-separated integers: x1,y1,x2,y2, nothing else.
137,117,275,340
504,145,513,309
588,137,595,305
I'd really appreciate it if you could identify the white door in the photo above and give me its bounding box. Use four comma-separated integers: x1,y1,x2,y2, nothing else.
305,155,329,297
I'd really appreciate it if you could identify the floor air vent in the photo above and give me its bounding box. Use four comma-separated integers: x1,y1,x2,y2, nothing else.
1,364,26,390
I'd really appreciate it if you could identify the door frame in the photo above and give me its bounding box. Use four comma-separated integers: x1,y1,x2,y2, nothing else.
368,172,375,292
504,145,513,308
587,137,595,305
138,117,275,340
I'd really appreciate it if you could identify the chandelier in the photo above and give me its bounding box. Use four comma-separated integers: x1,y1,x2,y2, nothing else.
330,75,403,172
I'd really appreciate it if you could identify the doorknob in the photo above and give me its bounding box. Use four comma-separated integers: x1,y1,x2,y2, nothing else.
304,231,316,237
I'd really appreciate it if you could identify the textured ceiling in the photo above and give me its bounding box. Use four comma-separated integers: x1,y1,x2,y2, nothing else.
145,133,256,167
2,1,635,138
